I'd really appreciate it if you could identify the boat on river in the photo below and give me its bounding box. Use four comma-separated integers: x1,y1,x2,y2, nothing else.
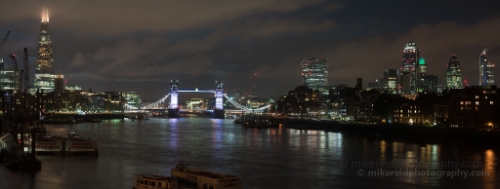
24,132,98,155
171,162,242,189
133,162,242,189
65,131,99,155
32,135,65,155
241,115,278,128
133,174,179,189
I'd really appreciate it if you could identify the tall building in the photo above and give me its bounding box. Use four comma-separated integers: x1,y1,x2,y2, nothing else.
417,57,437,92
34,8,55,91
479,50,494,87
421,74,438,92
0,56,20,90
445,54,463,89
383,69,399,93
301,56,329,95
400,41,420,94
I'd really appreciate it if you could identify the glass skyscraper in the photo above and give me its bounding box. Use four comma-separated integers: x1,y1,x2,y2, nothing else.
34,8,55,91
0,56,20,90
383,69,398,93
400,41,420,94
479,50,494,87
301,56,329,95
446,54,463,89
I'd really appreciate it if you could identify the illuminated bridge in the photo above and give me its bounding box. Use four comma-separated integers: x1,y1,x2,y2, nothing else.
124,79,270,118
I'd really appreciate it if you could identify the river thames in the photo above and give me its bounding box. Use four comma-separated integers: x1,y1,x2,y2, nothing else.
0,117,498,189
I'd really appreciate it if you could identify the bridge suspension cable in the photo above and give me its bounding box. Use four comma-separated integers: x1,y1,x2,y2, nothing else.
125,93,269,112
223,94,270,112
223,94,248,110
141,93,171,109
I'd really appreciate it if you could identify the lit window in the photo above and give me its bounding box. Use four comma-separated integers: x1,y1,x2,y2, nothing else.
490,101,494,105
475,101,479,105
475,95,479,99
485,96,488,99
460,101,464,105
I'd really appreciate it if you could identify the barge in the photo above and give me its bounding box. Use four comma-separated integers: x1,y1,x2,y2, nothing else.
133,162,242,189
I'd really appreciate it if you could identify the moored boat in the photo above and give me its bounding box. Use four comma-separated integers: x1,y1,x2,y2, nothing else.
32,136,64,155
64,131,99,155
171,162,242,189
133,162,242,189
133,174,179,189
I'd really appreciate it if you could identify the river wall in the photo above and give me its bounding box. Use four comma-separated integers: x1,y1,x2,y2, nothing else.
280,119,500,148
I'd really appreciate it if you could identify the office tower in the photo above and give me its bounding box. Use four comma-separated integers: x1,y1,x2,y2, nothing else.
446,54,463,89
479,50,494,87
383,69,399,93
418,57,427,75
0,56,20,90
421,74,438,92
34,8,55,91
400,41,420,94
301,56,329,95
418,57,436,92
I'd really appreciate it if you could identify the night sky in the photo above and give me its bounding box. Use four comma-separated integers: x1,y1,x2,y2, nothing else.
1,1,500,101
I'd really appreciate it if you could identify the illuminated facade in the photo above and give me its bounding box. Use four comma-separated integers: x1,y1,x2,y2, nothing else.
400,41,420,94
383,69,398,93
301,57,329,95
123,91,141,108
0,57,20,90
479,50,494,87
34,8,55,91
446,54,463,89
170,80,178,109
215,80,223,110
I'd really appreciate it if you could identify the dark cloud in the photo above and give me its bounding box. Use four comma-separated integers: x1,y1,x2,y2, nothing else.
0,0,324,35
1,1,499,101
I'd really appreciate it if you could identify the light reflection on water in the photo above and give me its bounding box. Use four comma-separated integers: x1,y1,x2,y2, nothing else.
0,117,498,189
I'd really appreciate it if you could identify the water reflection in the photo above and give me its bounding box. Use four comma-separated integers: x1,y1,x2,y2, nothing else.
2,118,499,189
483,150,496,189
168,118,178,148
380,140,386,161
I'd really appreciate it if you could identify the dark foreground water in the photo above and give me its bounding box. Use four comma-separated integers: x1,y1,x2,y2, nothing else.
1,117,499,189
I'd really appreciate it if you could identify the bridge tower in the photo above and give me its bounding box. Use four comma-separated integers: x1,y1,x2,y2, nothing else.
168,79,180,118
213,80,225,119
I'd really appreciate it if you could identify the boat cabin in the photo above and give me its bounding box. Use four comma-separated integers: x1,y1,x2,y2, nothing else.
133,174,179,189
171,162,242,189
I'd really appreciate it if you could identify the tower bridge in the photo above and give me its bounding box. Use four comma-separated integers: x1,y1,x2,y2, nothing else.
124,79,270,118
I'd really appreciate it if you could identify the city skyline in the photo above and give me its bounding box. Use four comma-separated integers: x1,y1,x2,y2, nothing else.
0,1,500,100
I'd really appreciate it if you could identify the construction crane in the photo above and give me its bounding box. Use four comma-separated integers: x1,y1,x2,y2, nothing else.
23,48,29,92
0,30,11,53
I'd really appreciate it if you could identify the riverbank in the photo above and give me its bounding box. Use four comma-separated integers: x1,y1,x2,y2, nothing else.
44,113,124,123
280,119,500,148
